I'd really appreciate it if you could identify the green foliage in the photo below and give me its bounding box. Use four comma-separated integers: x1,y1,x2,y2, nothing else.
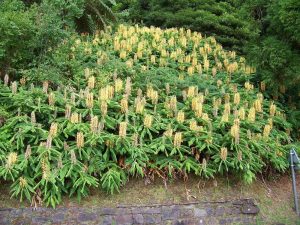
0,0,37,73
0,25,294,207
0,0,116,80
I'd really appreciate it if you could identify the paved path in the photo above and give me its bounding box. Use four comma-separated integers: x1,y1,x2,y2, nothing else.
0,199,259,225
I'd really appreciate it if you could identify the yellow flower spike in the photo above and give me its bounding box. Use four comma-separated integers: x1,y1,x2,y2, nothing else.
85,92,94,109
146,85,154,98
70,112,79,123
100,101,108,117
187,86,196,98
181,37,187,48
144,114,153,128
20,77,26,86
41,158,50,180
25,145,31,159
247,130,252,139
179,73,185,80
120,97,128,114
230,119,240,144
137,88,143,98
48,92,55,106
119,122,127,138
260,82,266,92
254,99,262,112
191,97,199,111
165,83,170,95
192,57,198,66
182,90,187,101
90,116,99,133
205,88,209,96
224,93,230,103
4,74,9,86
223,58,229,68
65,105,71,119
177,111,185,123
203,59,209,72
263,124,271,138
195,103,203,118
107,85,114,99
224,103,231,114
212,67,217,77
174,132,183,147
257,93,264,102
76,132,84,148
150,55,156,64
170,51,177,59
238,107,245,120
248,107,256,122
268,118,273,129
19,177,27,188
70,149,77,164
164,124,173,138
114,40,120,51
187,66,195,76
221,112,229,123
202,159,207,170
170,96,177,111
6,152,18,169
270,102,276,117
161,49,167,57
120,50,127,59
150,90,159,104
126,59,133,68
159,57,167,67
124,77,132,97
217,80,223,87
233,92,240,105
49,123,58,137
189,119,198,131
135,97,145,114
114,79,123,93
84,68,91,78
71,93,76,105
220,147,228,161
202,113,210,122
244,81,253,91
217,62,223,70
31,111,36,124
132,133,139,147
237,151,242,161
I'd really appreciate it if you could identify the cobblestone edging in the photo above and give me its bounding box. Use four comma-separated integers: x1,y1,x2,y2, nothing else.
0,199,259,225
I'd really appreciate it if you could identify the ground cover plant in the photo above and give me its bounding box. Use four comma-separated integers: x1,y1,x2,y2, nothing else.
0,25,293,208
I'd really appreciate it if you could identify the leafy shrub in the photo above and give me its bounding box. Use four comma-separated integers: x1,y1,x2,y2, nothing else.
0,25,293,207
0,0,117,80
0,0,37,74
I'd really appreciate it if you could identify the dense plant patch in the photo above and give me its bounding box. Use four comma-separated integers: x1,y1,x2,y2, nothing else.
0,25,293,208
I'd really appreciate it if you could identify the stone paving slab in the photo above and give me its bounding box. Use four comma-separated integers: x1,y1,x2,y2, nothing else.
0,199,259,225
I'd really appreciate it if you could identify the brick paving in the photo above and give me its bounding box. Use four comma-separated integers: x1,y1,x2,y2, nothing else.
0,199,259,225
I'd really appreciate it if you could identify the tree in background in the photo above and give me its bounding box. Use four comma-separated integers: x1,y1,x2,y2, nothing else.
128,0,258,53
242,0,300,134
243,0,300,101
0,0,116,77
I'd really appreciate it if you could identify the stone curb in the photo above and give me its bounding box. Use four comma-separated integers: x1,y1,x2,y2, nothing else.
0,199,259,225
